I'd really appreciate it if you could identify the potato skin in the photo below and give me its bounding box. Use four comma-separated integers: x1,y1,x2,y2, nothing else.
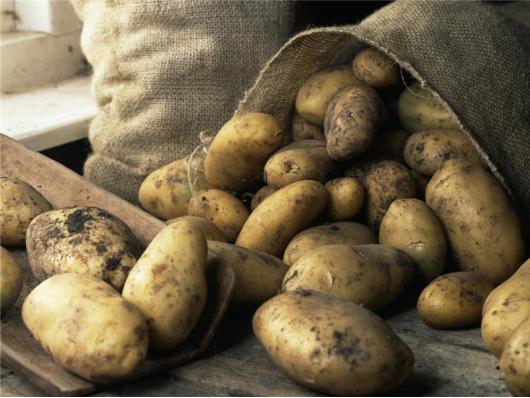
379,199,446,282
236,180,328,257
500,317,530,396
187,189,249,243
426,160,525,284
26,207,141,291
204,113,284,192
417,272,494,329
253,290,414,396
0,177,51,246
166,216,227,242
291,111,325,141
250,186,277,211
352,47,400,89
0,247,23,316
22,274,148,383
325,177,365,221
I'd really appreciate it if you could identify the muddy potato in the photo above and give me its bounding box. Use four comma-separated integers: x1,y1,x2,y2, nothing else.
417,272,494,329
187,189,249,243
122,219,207,350
291,111,325,141
204,113,284,192
426,160,524,284
26,207,141,291
253,290,414,396
500,317,530,396
250,186,277,211
352,47,400,89
166,216,227,242
325,177,365,221
22,274,148,382
0,247,23,316
236,180,328,257
380,199,446,282
0,176,51,246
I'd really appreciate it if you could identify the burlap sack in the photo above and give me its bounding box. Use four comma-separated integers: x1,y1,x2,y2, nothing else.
236,0,530,237
71,0,299,203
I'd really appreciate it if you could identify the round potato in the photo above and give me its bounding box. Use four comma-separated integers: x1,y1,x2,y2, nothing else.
0,247,23,316
500,317,530,396
291,111,325,141
253,290,414,396
352,47,400,89
0,176,51,246
417,272,494,329
250,186,277,211
22,274,148,383
166,215,227,242
325,177,365,221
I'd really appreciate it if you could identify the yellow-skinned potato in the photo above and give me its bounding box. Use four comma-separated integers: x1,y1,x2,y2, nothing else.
295,65,358,125
0,247,23,316
166,216,227,242
187,189,249,243
236,180,328,257
122,219,207,350
500,317,530,396
417,272,494,329
22,274,148,383
352,47,400,89
204,113,284,192
325,177,365,221
0,176,51,246
291,111,325,141
253,290,414,396
250,186,277,211
207,240,287,307
426,160,525,284
379,199,446,282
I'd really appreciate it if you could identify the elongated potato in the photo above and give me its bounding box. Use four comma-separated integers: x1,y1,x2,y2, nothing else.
291,111,325,141
166,216,227,242
500,317,530,396
426,160,524,284
325,177,365,221
250,186,277,211
122,219,207,350
352,47,400,89
0,247,23,316
22,274,148,382
253,290,414,396
236,180,328,257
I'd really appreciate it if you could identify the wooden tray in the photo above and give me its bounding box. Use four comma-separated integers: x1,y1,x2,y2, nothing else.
0,134,235,396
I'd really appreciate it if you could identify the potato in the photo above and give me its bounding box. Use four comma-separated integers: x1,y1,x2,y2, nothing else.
324,84,385,161
282,244,414,310
379,199,446,282
295,65,358,125
500,317,530,396
253,290,414,396
0,176,51,246
22,274,148,382
481,259,530,356
26,207,141,291
417,272,494,329
325,177,365,221
404,130,483,176
398,82,460,132
207,240,287,307
291,111,325,141
364,160,416,231
426,160,525,284
204,113,284,192
236,180,328,257
187,189,249,243
166,215,227,242
122,219,207,350
0,247,23,316
250,186,277,211
352,47,400,89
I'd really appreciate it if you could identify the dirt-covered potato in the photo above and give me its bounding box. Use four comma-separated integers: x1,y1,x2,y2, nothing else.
398,82,460,132
204,113,284,192
352,47,400,89
187,189,249,243
250,186,277,211
282,244,414,310
236,180,328,257
500,317,530,396
364,161,416,231
379,199,446,282
291,111,325,141
324,84,385,161
0,176,51,246
22,274,148,383
26,207,141,291
404,130,483,176
426,160,525,284
295,65,358,125
0,247,22,316
417,272,494,329
253,290,414,396
207,240,287,307
122,219,207,350
166,216,227,242
325,177,365,221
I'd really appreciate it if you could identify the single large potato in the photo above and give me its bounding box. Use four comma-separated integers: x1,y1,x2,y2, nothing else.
166,216,227,242
236,180,328,257
325,177,365,221
253,290,414,396
352,47,400,89
417,272,494,329
26,207,141,291
500,317,530,396
204,113,284,192
379,199,447,282
0,177,51,246
291,111,325,141
22,274,148,383
426,160,525,284
0,247,23,316
250,186,277,211
122,219,207,350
